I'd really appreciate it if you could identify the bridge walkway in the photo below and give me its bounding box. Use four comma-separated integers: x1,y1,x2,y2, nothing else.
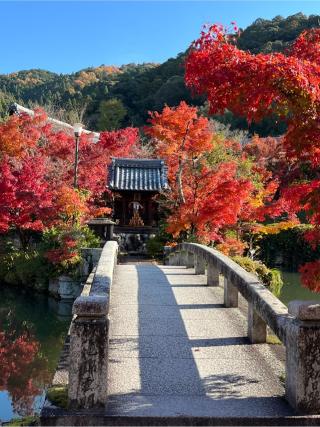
105,261,294,421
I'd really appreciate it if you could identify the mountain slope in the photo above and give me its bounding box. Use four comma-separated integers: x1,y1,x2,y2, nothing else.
1,13,319,133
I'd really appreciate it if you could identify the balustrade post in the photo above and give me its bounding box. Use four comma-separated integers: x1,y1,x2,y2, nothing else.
186,251,194,268
224,277,238,307
285,301,320,414
247,302,266,343
207,263,219,286
163,246,171,265
169,251,175,265
68,296,109,409
173,252,178,265
168,252,176,266
194,254,206,274
178,250,187,267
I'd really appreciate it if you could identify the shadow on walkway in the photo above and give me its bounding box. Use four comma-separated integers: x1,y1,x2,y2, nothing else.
107,263,293,419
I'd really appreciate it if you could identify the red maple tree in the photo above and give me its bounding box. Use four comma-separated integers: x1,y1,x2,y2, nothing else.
0,109,142,251
0,154,53,248
185,25,320,291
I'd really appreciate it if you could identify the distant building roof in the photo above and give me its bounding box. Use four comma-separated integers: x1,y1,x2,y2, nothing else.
8,103,100,143
108,158,169,192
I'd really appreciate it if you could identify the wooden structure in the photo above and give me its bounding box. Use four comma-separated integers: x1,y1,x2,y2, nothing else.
108,158,169,233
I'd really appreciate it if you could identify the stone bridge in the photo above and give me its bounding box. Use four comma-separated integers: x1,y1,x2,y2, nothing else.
41,241,320,426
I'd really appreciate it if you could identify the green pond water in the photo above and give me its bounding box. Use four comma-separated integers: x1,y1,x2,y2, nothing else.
279,271,320,305
0,271,320,423
0,286,72,423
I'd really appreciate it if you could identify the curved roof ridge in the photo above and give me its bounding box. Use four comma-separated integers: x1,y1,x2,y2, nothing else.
108,157,169,191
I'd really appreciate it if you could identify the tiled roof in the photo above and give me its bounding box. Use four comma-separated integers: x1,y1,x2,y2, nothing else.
108,158,169,191
9,103,100,143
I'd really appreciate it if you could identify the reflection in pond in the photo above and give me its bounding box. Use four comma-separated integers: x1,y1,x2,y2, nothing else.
0,286,72,423
1,271,320,422
0,315,50,416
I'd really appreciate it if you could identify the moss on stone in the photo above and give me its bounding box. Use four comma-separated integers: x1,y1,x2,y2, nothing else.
279,372,286,385
47,386,69,409
267,334,282,345
6,415,39,426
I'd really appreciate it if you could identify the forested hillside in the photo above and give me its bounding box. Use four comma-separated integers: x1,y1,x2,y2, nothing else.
1,13,319,133
237,12,320,53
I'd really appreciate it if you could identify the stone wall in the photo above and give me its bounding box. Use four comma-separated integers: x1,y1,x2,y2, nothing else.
41,240,118,425
48,248,103,300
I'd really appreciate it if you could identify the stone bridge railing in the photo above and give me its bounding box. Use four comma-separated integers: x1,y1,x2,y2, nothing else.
68,240,118,409
167,243,320,414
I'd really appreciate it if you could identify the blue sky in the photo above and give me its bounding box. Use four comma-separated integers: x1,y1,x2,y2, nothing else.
1,1,320,74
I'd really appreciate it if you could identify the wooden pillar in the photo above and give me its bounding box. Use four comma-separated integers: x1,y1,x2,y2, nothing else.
147,197,153,226
121,195,126,225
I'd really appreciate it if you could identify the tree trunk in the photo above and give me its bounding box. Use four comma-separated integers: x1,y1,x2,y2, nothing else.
177,158,185,204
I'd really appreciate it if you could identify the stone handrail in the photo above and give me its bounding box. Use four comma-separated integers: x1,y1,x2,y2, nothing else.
167,242,320,415
68,241,118,409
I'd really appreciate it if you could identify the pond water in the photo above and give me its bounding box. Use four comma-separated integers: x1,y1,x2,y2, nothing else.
0,286,72,423
279,271,320,305
0,270,320,423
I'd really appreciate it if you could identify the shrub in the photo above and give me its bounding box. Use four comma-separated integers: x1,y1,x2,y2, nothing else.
232,256,283,297
0,225,101,289
146,221,172,259
47,386,68,409
0,247,53,289
146,236,164,259
42,224,101,278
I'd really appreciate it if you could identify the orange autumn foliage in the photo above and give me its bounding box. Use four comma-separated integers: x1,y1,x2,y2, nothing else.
216,237,247,257
146,102,252,242
54,185,89,224
0,112,43,158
